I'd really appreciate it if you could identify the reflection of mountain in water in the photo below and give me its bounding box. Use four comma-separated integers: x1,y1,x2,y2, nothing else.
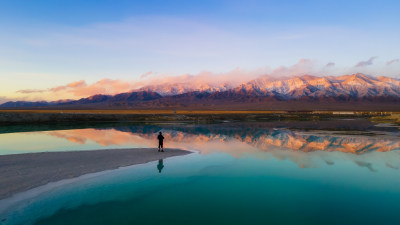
155,129,400,154
46,123,400,169
50,123,400,154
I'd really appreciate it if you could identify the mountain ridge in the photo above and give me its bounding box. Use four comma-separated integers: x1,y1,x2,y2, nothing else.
2,74,400,110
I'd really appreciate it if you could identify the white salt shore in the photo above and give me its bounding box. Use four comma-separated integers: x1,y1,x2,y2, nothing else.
0,148,191,200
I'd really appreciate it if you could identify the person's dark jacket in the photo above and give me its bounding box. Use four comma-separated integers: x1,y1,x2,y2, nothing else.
157,134,164,143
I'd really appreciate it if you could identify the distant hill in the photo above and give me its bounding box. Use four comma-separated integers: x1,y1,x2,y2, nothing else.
0,101,52,108
59,91,162,105
2,74,400,111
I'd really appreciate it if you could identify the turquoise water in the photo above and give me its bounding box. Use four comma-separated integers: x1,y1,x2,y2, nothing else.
1,121,400,225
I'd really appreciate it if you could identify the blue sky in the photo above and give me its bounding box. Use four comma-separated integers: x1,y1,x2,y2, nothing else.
0,0,399,101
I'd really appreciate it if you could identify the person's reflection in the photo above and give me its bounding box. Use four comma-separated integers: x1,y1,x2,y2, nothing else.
157,159,164,173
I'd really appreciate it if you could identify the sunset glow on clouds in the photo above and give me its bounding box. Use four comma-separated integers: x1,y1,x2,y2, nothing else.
0,0,399,102
12,67,264,101
6,57,400,102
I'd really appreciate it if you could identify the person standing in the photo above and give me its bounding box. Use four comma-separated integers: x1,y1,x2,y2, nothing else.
157,132,164,152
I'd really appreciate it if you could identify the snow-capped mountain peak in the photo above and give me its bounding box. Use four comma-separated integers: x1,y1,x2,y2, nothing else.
137,73,400,99
231,73,400,99
139,81,234,96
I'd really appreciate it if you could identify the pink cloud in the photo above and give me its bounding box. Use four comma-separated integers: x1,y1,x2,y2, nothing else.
145,67,262,87
64,79,140,96
268,58,316,77
325,62,335,67
355,56,377,67
50,80,87,92
16,79,141,98
16,89,46,94
387,59,399,66
140,71,153,79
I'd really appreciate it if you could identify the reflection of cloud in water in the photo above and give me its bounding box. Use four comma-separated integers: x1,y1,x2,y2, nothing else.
49,132,87,144
354,160,377,172
48,129,149,147
386,163,399,170
47,126,400,169
325,160,335,165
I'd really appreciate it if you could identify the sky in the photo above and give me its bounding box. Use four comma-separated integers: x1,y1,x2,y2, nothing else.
0,0,399,103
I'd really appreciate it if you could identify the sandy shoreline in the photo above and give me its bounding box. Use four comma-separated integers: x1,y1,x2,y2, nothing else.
0,148,191,200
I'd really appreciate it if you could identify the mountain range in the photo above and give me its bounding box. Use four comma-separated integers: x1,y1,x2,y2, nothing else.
2,73,400,110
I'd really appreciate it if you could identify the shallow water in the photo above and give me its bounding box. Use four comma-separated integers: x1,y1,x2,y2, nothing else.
1,121,400,225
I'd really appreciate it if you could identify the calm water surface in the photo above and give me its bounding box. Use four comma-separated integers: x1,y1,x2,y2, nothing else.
1,120,400,225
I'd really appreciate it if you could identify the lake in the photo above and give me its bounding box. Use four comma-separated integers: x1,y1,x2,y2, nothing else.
1,119,400,225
